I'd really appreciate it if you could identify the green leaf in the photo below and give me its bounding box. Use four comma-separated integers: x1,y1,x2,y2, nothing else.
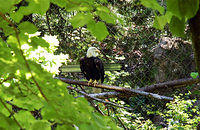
57,125,74,130
27,0,50,15
153,15,167,30
99,0,107,3
87,21,109,41
65,1,93,11
0,40,12,61
67,0,95,3
30,36,50,49
12,6,32,21
51,0,67,8
96,5,110,13
0,100,12,116
7,36,22,56
167,0,199,19
141,0,164,14
15,111,36,129
190,72,198,79
42,103,60,120
10,0,50,22
19,22,37,34
96,6,122,24
0,58,19,75
0,0,20,13
31,120,51,130
14,95,43,110
0,18,15,36
10,11,24,23
1,36,27,74
96,11,115,24
169,16,185,37
70,13,93,28
13,0,50,17
19,33,29,45
153,11,173,30
7,35,21,54
0,112,18,129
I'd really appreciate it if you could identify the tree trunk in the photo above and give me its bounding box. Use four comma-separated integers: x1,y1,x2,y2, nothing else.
189,5,200,75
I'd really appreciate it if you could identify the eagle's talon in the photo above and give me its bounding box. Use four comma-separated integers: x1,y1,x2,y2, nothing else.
88,79,93,86
93,80,98,87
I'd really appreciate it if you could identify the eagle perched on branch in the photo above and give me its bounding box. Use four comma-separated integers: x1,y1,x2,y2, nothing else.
80,47,105,85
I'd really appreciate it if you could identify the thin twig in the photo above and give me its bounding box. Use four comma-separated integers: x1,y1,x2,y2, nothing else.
0,98,23,129
0,76,14,84
112,107,128,130
0,12,48,102
106,105,110,116
67,86,134,111
16,84,23,94
87,99,105,115
76,85,105,115
77,85,105,115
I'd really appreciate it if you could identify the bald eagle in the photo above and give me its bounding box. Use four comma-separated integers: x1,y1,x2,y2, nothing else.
80,47,105,84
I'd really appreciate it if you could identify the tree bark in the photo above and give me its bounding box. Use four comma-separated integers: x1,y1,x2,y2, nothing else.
139,78,200,92
57,77,174,101
189,4,200,75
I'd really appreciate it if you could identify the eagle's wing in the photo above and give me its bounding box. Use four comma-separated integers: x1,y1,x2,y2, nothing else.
80,57,87,77
94,58,105,83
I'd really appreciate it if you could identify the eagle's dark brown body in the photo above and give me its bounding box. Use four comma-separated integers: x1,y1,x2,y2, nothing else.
80,56,104,83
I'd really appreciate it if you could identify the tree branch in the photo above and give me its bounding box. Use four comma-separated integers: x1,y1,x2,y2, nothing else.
58,77,174,101
139,78,200,92
76,92,125,99
67,86,134,111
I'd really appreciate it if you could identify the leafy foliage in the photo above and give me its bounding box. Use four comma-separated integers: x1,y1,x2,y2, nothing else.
0,0,121,129
142,0,199,37
190,72,199,79
67,2,118,41
163,94,200,129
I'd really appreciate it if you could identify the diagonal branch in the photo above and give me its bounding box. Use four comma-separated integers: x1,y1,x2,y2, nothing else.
58,77,174,101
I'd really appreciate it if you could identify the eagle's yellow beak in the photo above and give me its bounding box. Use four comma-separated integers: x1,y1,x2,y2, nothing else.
95,49,100,53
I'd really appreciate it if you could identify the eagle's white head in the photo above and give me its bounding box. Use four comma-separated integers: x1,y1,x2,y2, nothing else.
86,47,100,58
